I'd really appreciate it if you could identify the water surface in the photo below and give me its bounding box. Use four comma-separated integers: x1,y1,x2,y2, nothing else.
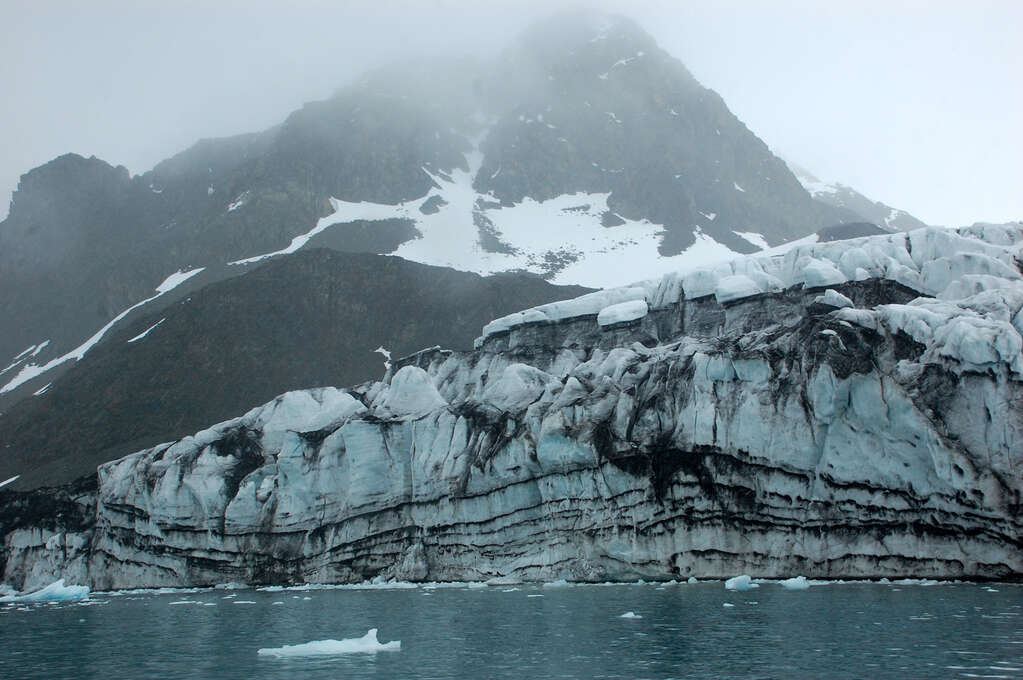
2,581,1020,679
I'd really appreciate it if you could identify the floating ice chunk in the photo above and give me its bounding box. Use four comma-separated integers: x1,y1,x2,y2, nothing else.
733,182,745,192
597,300,648,326
0,579,90,602
723,602,735,607
779,576,811,590
257,629,400,657
619,611,643,619
724,575,759,591
686,577,698,584
814,289,854,309
715,275,762,304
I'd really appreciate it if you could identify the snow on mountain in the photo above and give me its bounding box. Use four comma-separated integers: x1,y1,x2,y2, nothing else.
5,224,1021,588
0,268,204,394
789,162,928,232
231,127,747,288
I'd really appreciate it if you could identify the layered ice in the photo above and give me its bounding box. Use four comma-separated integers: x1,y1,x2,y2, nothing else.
257,629,400,657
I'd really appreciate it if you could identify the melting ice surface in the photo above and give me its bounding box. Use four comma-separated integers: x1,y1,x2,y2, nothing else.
257,629,400,657
2,581,1021,679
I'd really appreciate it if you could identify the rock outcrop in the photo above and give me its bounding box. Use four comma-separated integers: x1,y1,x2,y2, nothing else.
3,225,1021,590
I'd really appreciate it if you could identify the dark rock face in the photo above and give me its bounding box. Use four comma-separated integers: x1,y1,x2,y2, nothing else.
0,250,590,490
817,222,891,242
475,12,856,255
790,162,929,232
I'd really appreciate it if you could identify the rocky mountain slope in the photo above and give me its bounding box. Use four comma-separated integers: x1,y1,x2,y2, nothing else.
3,224,1020,589
790,163,928,232
0,250,589,490
0,11,862,394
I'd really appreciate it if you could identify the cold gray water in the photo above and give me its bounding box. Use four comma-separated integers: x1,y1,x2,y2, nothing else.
2,581,1021,679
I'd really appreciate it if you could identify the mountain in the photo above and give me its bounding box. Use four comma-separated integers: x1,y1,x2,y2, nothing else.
3,224,1021,589
0,250,590,490
0,11,865,399
788,162,928,232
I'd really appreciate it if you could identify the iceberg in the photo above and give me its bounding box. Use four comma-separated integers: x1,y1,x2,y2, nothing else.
0,579,90,602
724,575,759,591
257,629,400,657
779,576,810,590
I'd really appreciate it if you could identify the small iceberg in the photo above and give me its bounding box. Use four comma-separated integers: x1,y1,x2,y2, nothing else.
724,575,759,591
257,629,400,657
779,576,811,591
0,579,90,602
619,611,642,619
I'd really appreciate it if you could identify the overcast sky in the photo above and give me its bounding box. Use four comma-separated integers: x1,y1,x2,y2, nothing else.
1,0,1020,226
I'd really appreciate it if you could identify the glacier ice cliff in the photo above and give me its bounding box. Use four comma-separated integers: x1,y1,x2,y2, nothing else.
3,225,1022,590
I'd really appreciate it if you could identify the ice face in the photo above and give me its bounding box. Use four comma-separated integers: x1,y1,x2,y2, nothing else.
5,224,1022,590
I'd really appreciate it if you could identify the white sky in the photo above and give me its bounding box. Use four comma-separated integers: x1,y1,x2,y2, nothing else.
1,0,1020,227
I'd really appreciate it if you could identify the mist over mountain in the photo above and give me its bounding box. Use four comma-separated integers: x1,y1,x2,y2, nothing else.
0,11,862,386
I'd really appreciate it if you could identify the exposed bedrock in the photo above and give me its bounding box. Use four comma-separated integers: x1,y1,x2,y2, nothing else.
3,226,1022,589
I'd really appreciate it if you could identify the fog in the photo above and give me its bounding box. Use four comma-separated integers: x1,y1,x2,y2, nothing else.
1,0,1020,226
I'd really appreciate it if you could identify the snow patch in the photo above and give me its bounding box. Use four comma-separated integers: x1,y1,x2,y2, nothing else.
0,475,19,489
375,346,392,372
128,319,166,343
1,269,204,394
734,231,768,250
33,383,52,396
227,192,249,212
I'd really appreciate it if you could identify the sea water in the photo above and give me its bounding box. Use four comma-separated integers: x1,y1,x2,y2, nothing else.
2,581,1020,679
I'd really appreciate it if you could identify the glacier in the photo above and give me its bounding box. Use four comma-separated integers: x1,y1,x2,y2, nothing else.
2,225,1021,591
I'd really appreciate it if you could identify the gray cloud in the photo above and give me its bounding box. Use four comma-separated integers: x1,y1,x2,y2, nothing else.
1,0,1020,226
